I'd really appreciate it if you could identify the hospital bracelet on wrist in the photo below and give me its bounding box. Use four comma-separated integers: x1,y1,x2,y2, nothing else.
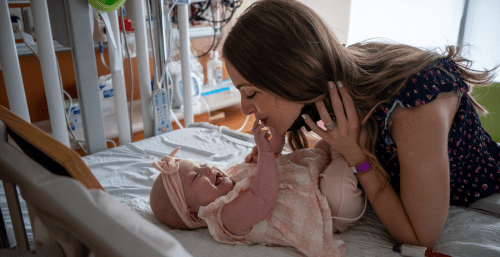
258,151,280,158
349,160,372,174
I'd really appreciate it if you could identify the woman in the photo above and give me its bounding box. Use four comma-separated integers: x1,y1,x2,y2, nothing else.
223,0,499,249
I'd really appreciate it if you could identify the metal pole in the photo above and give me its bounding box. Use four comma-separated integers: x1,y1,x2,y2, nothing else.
457,0,470,49
152,0,173,128
107,10,132,145
0,0,30,122
30,0,70,147
64,0,107,154
128,0,154,138
178,3,193,127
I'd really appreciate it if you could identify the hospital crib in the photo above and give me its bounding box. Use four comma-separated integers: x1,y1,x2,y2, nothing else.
2,102,500,257
1,0,500,255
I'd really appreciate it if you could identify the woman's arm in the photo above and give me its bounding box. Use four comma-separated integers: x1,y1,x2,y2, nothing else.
301,81,457,249
221,121,280,236
385,93,458,248
359,93,458,248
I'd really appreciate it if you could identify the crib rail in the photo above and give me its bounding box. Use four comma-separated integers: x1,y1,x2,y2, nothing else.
0,117,190,256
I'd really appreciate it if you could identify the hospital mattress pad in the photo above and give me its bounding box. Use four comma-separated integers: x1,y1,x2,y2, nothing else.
2,123,500,256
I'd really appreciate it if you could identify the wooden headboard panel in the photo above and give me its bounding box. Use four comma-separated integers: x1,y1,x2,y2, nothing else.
0,105,104,191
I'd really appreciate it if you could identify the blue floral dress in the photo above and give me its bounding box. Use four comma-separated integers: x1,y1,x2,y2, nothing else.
373,58,500,206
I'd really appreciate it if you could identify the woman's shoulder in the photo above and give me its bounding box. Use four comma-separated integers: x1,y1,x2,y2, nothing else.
394,58,467,108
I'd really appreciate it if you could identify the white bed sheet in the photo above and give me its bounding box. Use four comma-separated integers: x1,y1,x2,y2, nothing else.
81,124,500,257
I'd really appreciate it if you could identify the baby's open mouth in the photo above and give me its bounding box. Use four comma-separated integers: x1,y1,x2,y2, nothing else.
215,173,223,186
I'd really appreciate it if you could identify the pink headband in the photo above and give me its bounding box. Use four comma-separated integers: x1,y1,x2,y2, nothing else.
152,147,205,229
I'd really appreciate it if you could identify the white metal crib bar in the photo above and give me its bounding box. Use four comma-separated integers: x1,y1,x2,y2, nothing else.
64,0,107,154
2,0,198,154
0,0,30,123
30,0,70,148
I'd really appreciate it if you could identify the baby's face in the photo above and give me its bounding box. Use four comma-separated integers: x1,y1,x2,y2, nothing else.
177,159,234,212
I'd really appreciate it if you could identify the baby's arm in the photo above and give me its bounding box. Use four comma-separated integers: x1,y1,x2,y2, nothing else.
318,139,365,232
221,121,280,236
245,126,285,163
313,138,332,156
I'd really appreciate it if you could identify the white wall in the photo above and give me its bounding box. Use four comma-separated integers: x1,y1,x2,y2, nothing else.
347,0,499,82
347,0,464,49
297,0,352,45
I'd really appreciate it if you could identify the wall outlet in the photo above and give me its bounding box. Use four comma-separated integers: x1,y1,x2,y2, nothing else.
9,7,24,40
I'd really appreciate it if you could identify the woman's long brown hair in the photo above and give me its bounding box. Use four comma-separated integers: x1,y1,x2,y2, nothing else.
223,0,497,185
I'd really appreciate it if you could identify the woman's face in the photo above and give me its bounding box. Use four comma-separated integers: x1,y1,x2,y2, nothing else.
226,61,304,136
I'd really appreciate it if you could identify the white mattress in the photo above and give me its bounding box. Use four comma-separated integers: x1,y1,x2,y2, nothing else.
81,123,500,257
2,123,499,256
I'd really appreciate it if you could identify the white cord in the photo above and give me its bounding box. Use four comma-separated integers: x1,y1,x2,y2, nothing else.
22,29,117,152
120,6,134,138
20,31,90,153
157,0,178,89
106,139,117,148
146,0,158,88
218,125,256,148
62,88,87,153
21,32,39,58
199,97,212,121
170,108,184,129
99,43,110,70
236,115,250,132
341,239,393,250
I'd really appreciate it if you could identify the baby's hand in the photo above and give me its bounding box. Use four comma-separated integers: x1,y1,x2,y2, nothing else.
251,120,272,153
244,145,258,164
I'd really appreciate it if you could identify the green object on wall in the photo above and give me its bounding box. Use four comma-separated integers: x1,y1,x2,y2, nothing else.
471,83,500,142
88,0,126,12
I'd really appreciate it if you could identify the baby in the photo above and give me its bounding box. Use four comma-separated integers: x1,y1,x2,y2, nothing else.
149,120,365,257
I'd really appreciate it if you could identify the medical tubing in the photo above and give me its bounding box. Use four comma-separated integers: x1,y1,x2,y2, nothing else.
21,33,39,58
157,0,177,89
236,115,250,132
196,1,218,58
170,108,184,129
21,31,87,152
199,97,212,121
120,6,134,137
62,90,86,152
217,126,256,148
99,43,110,70
146,0,158,88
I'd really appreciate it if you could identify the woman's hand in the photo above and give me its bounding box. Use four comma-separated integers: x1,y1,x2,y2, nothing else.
245,126,284,163
301,81,366,166
251,119,273,153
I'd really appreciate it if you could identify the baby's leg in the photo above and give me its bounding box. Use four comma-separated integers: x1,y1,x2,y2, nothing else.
320,150,365,233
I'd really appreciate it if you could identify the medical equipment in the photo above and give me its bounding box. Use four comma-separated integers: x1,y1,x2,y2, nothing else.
2,0,500,256
206,50,223,87
168,59,202,109
64,100,83,132
171,73,202,109
153,88,173,135
97,74,116,117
